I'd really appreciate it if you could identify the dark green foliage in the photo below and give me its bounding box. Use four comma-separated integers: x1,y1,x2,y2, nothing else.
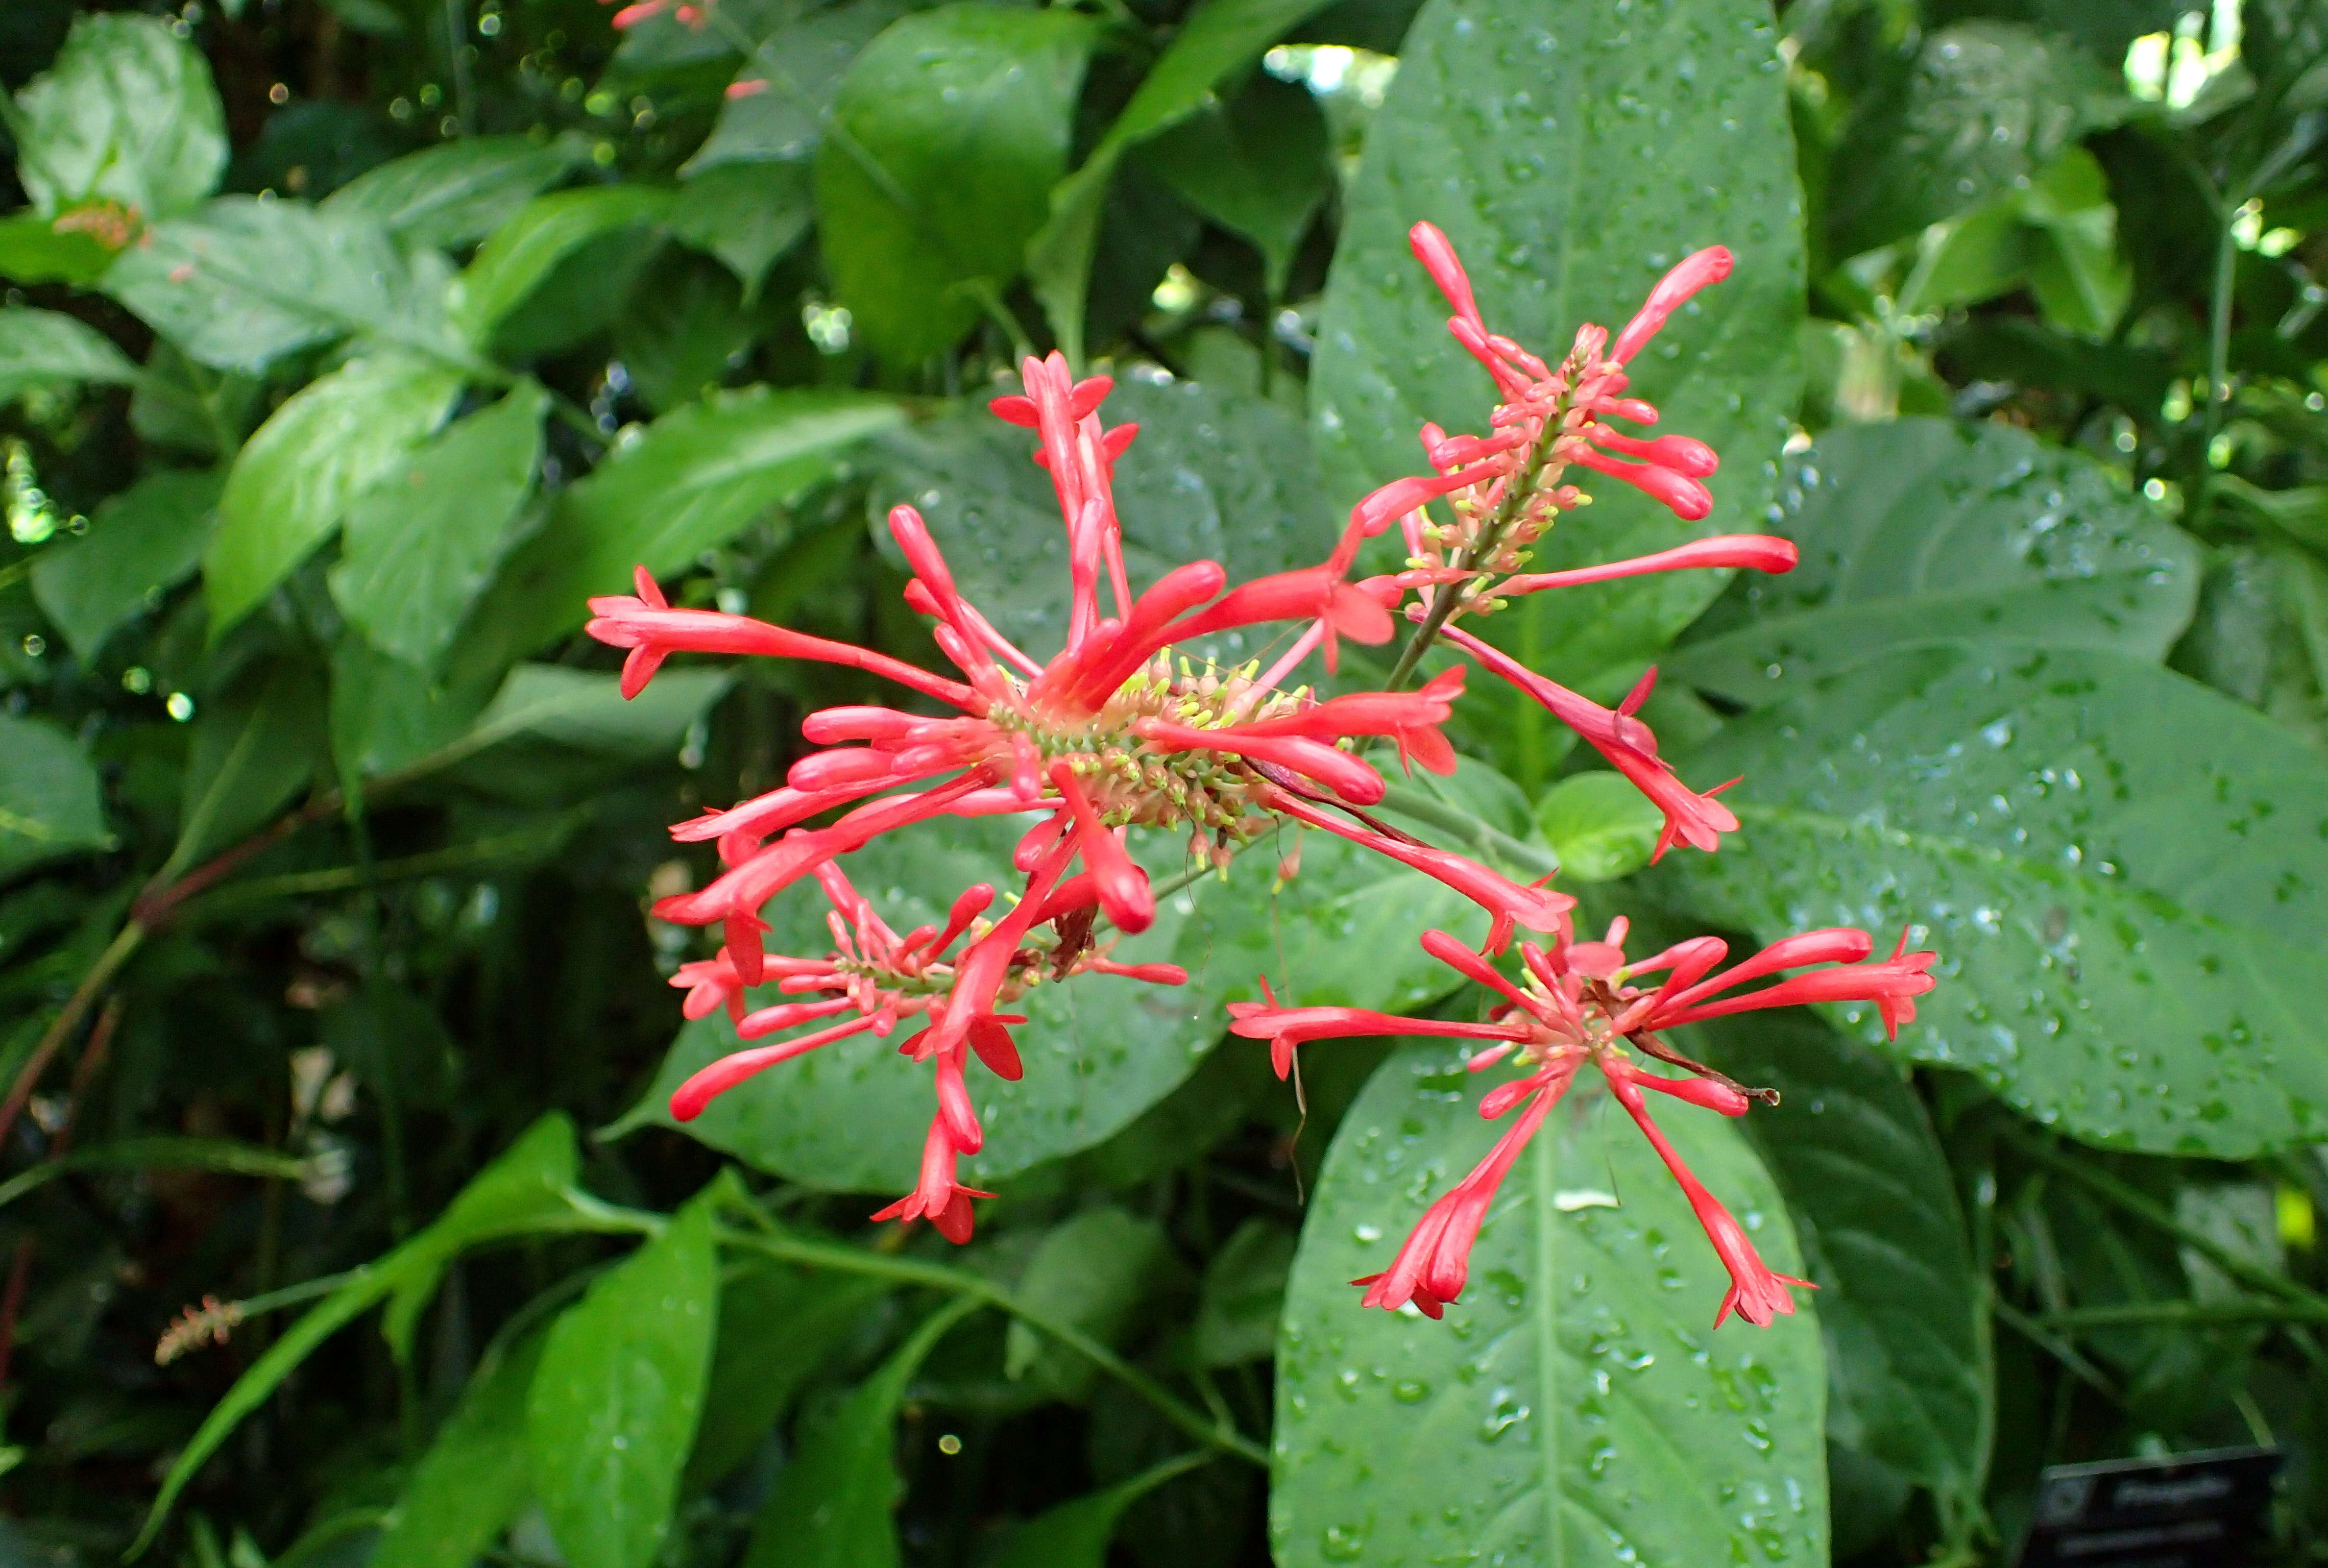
3,4,2327,1568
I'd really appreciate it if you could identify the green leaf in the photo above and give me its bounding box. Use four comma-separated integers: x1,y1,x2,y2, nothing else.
0,307,136,404
105,199,470,376
739,1300,974,1568
476,387,901,657
1533,771,1662,884
1026,0,1332,362
1649,643,2328,1157
1274,1042,1827,1567
204,352,465,635
30,467,222,662
322,133,593,250
1309,0,1806,765
10,14,226,222
529,1194,720,1568
614,813,1226,1190
981,1454,1212,1568
172,659,325,873
0,213,120,286
132,1115,583,1556
685,0,915,174
0,712,110,881
329,381,547,669
669,160,813,299
1192,1217,1294,1367
814,4,1095,366
1669,419,2199,706
871,376,1338,665
452,185,676,350
1701,1012,1991,1512
2021,148,2132,338
1137,75,1331,299
371,1332,548,1568
1829,21,2129,256
1003,1207,1181,1397
613,255,761,413
461,664,733,762
328,635,491,785
684,1263,890,1494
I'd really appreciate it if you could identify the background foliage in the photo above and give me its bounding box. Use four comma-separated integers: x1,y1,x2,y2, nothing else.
1,0,2326,1565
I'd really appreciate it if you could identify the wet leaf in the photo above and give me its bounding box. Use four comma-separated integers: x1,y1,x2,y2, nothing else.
0,307,136,404
1650,643,2328,1157
1274,1042,1827,1567
1671,418,2199,704
371,1332,548,1568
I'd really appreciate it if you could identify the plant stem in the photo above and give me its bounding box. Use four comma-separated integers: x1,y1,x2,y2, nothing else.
2,920,148,1149
1993,1298,2121,1401
2039,1300,2328,1330
715,1224,1269,1468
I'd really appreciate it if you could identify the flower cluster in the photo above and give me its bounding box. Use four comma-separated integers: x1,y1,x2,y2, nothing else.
1230,918,1934,1325
590,221,1937,1329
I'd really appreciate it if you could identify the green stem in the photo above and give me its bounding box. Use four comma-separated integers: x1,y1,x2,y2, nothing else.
714,1224,1268,1468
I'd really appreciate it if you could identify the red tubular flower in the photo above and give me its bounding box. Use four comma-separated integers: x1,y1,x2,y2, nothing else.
1611,246,1735,364
1440,624,1738,859
1495,535,1798,598
1358,1086,1564,1318
870,1116,995,1244
1262,790,1574,947
1227,915,1910,1326
1603,1063,1811,1328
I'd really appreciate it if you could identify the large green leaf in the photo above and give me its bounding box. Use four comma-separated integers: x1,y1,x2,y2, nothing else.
476,387,902,657
133,1116,585,1555
460,664,733,763
451,185,675,347
813,4,1094,366
9,14,226,222
322,134,593,250
1025,0,1333,363
0,307,137,404
0,713,110,881
371,1332,548,1568
329,381,547,669
1669,419,2198,705
739,1301,972,1568
1701,1012,1991,1512
0,213,120,287
1309,0,1805,745
105,199,470,375
870,376,1340,666
1650,643,2328,1157
1274,1042,1827,1567
205,352,465,635
1828,21,2129,257
30,467,222,661
529,1194,720,1568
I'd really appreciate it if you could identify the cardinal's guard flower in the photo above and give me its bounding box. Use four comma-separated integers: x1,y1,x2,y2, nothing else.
591,218,1938,1316
1229,919,1936,1325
